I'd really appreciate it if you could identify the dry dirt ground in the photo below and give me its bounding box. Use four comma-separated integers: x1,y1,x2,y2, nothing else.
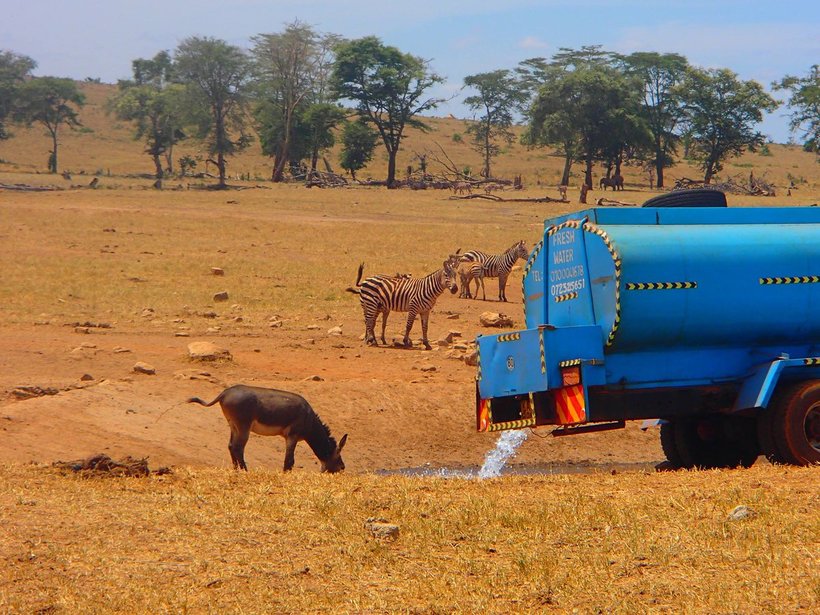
0,185,668,476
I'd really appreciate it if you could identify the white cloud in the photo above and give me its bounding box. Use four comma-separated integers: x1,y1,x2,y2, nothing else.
518,36,550,50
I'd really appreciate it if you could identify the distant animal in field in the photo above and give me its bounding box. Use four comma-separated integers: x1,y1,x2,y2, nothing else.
459,240,529,302
599,175,624,191
187,385,347,473
347,252,460,350
458,261,487,300
558,184,568,200
452,181,472,195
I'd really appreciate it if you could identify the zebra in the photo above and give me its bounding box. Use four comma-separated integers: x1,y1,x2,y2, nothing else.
458,261,486,300
459,240,529,302
347,253,460,350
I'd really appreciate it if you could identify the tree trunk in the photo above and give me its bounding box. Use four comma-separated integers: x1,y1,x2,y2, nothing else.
560,153,572,186
49,129,59,173
386,149,398,188
656,158,665,189
584,154,594,188
152,154,163,180
217,151,226,188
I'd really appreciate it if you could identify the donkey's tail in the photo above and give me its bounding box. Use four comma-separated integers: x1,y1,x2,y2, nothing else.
187,391,225,407
345,262,365,294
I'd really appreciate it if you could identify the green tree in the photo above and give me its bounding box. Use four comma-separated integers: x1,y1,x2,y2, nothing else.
0,50,36,140
678,68,778,183
339,119,379,180
108,51,186,179
14,77,85,173
773,65,819,154
331,36,444,187
252,22,341,182
525,54,643,188
299,103,347,174
174,36,252,188
621,51,688,188
463,69,528,178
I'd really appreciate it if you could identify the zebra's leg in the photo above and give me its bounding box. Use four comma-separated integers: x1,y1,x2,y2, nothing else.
403,309,417,348
380,308,390,345
479,274,486,301
420,310,432,350
364,308,378,346
498,272,509,301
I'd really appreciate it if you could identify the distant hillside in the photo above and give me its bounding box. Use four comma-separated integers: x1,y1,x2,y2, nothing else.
0,81,816,191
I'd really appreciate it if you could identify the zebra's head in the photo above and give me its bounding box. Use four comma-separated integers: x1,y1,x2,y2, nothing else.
516,240,529,261
444,251,461,294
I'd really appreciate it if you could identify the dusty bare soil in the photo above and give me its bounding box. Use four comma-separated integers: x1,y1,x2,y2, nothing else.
0,187,665,475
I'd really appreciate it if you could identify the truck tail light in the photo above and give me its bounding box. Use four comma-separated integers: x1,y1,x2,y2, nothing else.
561,365,581,386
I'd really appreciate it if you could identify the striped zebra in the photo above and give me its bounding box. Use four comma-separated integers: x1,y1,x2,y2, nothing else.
458,261,487,300
459,240,529,302
347,253,460,350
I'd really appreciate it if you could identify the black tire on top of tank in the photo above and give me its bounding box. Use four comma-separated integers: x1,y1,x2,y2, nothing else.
770,380,820,466
641,188,728,208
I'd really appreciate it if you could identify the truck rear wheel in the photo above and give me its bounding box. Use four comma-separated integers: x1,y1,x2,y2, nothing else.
770,381,820,465
662,417,758,469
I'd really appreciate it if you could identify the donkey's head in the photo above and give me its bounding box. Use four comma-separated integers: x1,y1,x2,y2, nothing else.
321,433,348,473
444,249,461,295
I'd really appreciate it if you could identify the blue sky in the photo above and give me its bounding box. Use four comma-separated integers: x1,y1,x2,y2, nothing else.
3,0,818,142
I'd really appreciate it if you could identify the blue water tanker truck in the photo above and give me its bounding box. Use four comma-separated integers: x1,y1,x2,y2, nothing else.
475,204,820,468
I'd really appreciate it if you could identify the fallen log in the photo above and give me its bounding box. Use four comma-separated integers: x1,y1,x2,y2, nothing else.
0,183,63,192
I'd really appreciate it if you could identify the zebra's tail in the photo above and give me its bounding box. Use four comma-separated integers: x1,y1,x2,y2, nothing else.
345,262,365,294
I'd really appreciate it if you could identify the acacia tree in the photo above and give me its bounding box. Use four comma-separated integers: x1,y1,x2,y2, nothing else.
108,51,185,179
526,55,643,188
678,68,778,183
773,65,819,155
332,36,444,187
14,77,85,173
621,52,688,188
463,69,528,178
0,50,36,140
174,37,252,188
252,22,340,182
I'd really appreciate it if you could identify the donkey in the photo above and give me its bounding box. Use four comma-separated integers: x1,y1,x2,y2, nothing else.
188,385,348,473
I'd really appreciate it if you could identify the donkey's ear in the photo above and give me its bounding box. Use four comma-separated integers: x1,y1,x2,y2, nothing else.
454,248,461,255
337,433,348,452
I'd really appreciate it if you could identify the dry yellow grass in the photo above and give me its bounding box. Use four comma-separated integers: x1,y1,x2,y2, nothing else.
1,464,817,614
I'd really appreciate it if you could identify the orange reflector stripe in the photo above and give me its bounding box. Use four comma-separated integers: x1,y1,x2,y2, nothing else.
478,399,490,432
556,385,586,425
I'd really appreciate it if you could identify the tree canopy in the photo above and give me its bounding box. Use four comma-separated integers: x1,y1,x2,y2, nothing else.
14,76,85,173
773,65,819,155
0,50,36,140
679,67,778,183
174,36,253,188
331,36,444,186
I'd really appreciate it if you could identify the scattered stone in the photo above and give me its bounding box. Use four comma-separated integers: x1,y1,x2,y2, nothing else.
211,267,224,276
463,349,479,367
437,332,455,346
306,325,320,331
306,375,324,382
113,346,131,354
365,517,400,541
12,386,59,399
269,319,283,328
187,341,232,361
175,331,190,337
141,308,155,318
446,314,460,320
420,365,437,373
726,505,757,522
206,326,221,334
74,327,91,334
213,291,229,302
80,374,94,381
133,362,156,375
480,312,514,327
200,311,218,319
327,325,343,336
